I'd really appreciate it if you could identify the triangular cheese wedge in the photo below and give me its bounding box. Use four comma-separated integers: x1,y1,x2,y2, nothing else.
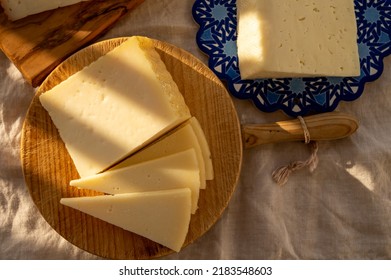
60,189,192,252
112,117,210,188
40,36,191,177
71,149,200,214
188,117,213,180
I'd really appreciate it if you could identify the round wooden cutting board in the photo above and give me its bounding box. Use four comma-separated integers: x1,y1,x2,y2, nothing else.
20,37,243,259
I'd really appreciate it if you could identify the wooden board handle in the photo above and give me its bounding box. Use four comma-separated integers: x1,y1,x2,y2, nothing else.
242,112,359,149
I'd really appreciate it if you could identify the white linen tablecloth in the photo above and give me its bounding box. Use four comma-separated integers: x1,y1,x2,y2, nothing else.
1,0,390,260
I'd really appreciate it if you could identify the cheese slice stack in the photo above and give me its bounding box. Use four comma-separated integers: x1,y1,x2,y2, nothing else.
187,117,213,181
60,189,192,252
112,117,213,188
236,0,360,79
70,149,201,214
40,36,191,178
0,0,91,21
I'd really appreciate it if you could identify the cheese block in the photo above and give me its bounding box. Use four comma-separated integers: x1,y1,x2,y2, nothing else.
0,0,91,21
236,0,360,79
112,117,213,188
39,36,191,178
70,149,201,214
60,189,192,252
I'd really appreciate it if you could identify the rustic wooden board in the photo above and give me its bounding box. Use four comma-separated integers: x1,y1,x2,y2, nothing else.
20,37,243,259
0,0,145,87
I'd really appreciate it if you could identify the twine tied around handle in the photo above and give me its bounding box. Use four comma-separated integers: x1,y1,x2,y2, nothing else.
272,116,319,186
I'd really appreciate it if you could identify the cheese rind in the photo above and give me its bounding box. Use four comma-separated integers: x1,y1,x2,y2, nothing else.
112,116,212,188
60,189,192,252
236,0,360,79
70,149,201,214
40,36,191,177
0,0,91,21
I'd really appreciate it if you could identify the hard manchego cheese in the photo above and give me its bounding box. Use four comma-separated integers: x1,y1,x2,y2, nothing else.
0,0,91,21
60,189,192,252
40,36,191,178
188,117,213,181
112,117,213,188
236,0,360,79
70,149,201,214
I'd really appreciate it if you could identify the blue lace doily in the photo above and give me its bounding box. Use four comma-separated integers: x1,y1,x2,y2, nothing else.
192,0,391,116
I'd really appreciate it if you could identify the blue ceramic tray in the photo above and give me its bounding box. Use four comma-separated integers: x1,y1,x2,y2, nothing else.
192,0,391,116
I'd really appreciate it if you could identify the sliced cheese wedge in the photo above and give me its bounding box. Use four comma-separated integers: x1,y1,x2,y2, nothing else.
236,0,360,79
0,0,91,21
40,36,191,177
188,117,213,181
112,116,212,188
60,189,192,252
71,149,201,214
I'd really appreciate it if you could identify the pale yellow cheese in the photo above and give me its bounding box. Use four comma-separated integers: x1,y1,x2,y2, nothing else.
60,189,192,252
236,0,360,79
0,0,91,21
112,116,213,188
40,36,191,178
70,149,201,214
188,117,213,180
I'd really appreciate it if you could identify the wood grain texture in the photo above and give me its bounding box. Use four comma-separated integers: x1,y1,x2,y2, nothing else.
0,0,145,87
20,37,243,259
242,112,359,148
